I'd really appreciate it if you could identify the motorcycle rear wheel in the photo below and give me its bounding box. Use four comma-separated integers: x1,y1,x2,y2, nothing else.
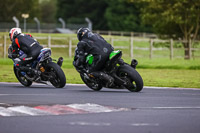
14,66,32,87
45,62,66,88
117,65,143,92
80,74,102,91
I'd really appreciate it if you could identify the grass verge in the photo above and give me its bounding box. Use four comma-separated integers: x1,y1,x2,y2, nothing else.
0,58,199,88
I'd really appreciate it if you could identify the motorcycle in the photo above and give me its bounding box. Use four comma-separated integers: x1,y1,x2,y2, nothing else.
74,50,143,92
8,47,66,88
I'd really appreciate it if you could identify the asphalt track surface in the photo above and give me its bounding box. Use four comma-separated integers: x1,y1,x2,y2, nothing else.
0,82,200,133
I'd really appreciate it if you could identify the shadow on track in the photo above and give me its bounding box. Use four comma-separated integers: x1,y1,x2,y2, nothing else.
1,85,66,89
76,89,143,93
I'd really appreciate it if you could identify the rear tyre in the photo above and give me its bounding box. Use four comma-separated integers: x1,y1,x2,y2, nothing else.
80,74,102,91
14,66,32,87
45,62,66,88
117,65,143,92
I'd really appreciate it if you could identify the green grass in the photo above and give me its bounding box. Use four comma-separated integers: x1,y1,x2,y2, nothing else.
134,58,200,70
0,58,200,88
139,69,200,88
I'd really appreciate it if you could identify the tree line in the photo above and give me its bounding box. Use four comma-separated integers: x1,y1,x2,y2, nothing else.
0,0,199,59
0,0,151,32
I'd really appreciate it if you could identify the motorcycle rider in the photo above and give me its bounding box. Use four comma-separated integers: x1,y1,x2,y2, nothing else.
8,27,43,74
73,27,114,87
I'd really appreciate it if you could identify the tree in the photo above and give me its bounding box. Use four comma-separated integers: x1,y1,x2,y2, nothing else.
0,0,40,22
40,0,57,23
105,0,151,32
56,0,108,30
141,0,200,59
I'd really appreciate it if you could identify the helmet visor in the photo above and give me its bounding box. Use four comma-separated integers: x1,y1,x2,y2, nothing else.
9,33,12,41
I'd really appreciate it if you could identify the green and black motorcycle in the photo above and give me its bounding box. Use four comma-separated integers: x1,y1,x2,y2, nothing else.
74,50,143,92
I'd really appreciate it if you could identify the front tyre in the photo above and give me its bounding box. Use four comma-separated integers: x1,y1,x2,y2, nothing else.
80,74,102,91
45,62,66,88
14,66,32,87
117,65,143,92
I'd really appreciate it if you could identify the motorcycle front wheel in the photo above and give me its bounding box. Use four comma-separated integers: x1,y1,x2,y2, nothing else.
45,62,66,88
14,66,32,87
80,73,102,91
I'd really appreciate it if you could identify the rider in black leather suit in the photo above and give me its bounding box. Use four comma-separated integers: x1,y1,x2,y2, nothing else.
73,28,114,87
8,28,43,73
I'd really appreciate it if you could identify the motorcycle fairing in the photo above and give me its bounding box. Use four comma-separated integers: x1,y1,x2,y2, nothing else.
37,48,51,62
109,50,121,60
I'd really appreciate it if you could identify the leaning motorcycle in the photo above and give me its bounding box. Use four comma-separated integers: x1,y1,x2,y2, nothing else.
74,50,143,92
8,47,66,88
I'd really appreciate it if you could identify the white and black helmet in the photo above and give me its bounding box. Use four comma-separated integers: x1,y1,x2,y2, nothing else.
9,28,22,41
77,27,90,41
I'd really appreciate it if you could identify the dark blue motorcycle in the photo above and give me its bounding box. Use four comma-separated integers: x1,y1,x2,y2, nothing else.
8,47,66,88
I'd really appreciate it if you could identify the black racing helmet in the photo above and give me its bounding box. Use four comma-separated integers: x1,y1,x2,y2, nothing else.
77,27,90,41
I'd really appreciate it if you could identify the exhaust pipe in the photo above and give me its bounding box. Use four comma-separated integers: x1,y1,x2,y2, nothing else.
57,57,63,67
131,59,138,69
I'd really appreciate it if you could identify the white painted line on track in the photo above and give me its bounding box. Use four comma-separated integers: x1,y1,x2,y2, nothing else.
0,94,57,96
135,106,200,110
0,82,86,86
151,106,200,109
131,123,159,126
69,121,111,126
145,86,200,90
